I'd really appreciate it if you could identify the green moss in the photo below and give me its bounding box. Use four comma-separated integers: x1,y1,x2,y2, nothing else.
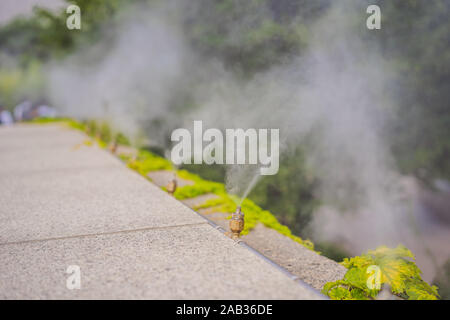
66,119,87,132
173,185,220,200
82,139,93,147
126,149,173,176
28,117,88,132
86,120,98,136
118,153,131,162
194,195,236,213
28,117,89,133
29,117,66,123
173,170,226,200
99,122,112,144
95,138,108,149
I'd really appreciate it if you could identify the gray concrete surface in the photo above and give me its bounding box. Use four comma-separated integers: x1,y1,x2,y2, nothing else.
0,123,322,299
181,193,219,209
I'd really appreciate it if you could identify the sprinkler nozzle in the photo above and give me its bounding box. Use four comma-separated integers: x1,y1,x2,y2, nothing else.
109,140,118,154
229,206,245,239
166,174,177,195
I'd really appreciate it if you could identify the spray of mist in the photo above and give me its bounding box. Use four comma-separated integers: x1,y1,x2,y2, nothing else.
46,0,421,256
48,4,191,147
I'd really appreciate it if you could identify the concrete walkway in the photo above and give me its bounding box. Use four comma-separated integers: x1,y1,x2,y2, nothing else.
0,124,322,299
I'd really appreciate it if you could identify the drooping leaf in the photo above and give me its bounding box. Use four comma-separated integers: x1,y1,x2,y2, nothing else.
375,256,420,294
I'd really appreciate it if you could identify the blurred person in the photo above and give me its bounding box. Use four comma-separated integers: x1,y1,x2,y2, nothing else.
36,104,57,118
0,106,14,125
13,100,32,122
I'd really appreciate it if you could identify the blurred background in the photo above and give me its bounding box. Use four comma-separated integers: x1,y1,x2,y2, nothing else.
0,0,449,298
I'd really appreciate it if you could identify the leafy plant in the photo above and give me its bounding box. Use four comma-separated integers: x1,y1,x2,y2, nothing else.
322,245,440,300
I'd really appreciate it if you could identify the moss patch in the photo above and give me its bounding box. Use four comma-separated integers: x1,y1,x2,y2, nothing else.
173,170,226,200
126,150,173,176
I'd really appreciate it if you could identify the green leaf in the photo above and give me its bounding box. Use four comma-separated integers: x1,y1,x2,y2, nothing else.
328,286,352,300
376,257,420,294
341,254,373,269
344,267,369,291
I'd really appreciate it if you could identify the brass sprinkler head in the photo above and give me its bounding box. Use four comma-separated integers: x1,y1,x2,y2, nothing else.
109,140,118,154
229,206,245,239
166,174,177,195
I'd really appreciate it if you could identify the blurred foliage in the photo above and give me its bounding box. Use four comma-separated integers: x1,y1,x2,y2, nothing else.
185,0,316,74
374,0,450,181
0,60,44,109
0,0,134,108
0,0,130,61
1,0,450,265
126,149,173,174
